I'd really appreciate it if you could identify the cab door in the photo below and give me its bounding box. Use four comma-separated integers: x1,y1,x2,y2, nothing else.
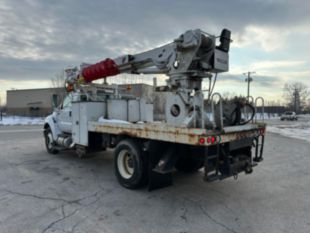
56,94,73,133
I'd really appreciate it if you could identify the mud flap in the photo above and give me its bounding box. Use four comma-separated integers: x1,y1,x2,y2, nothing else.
147,141,177,191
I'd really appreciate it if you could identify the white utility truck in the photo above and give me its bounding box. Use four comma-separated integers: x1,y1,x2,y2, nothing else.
44,28,266,190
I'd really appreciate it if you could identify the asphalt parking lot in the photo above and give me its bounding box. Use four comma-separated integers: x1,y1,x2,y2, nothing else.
0,124,309,233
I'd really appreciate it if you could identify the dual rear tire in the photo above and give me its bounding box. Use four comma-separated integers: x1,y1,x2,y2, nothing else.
114,139,203,189
114,139,148,189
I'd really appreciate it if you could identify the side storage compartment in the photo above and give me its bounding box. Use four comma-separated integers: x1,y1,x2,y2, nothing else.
107,99,153,122
72,102,106,146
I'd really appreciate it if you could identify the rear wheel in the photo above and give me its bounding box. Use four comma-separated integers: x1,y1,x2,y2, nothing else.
44,127,59,154
114,139,148,189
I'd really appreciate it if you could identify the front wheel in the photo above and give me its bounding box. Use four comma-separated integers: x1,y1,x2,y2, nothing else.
114,139,148,189
44,127,59,154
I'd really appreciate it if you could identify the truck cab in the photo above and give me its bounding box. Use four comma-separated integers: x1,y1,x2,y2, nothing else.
55,93,73,133
44,92,77,154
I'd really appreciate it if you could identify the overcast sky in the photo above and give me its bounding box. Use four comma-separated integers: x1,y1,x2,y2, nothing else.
1,0,310,104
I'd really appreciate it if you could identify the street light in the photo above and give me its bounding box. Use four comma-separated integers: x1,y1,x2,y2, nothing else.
243,71,256,99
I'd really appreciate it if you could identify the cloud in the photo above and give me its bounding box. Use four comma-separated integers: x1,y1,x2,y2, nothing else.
0,56,69,81
1,0,310,61
250,60,308,70
233,25,291,51
219,73,280,86
1,0,310,103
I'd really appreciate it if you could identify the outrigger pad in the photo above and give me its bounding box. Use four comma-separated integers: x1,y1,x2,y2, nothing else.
147,141,175,191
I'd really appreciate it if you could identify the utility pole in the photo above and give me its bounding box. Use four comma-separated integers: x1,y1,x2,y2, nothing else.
243,71,255,99
293,88,300,113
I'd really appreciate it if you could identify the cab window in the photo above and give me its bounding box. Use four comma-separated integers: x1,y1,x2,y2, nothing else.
62,94,72,109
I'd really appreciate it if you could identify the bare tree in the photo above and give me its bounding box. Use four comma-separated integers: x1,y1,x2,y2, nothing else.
304,98,310,113
51,70,66,88
283,82,309,113
221,91,238,100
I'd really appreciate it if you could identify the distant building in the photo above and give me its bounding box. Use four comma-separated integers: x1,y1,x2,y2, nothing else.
256,106,286,115
6,87,65,116
6,84,155,117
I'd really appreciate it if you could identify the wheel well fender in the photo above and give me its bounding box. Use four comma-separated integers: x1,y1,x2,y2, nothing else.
44,115,60,141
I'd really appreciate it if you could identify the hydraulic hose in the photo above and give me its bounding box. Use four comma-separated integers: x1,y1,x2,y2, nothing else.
230,102,256,125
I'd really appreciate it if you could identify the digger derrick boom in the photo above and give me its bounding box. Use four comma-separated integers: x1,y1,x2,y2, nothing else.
78,28,231,88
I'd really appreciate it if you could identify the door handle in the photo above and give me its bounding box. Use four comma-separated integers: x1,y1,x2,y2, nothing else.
69,111,72,117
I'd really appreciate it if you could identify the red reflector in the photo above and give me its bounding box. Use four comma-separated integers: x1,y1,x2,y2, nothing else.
199,138,205,145
206,136,217,144
260,128,265,135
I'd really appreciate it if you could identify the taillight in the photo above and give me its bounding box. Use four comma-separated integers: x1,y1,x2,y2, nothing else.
199,136,217,145
207,136,217,144
259,128,265,135
198,137,205,145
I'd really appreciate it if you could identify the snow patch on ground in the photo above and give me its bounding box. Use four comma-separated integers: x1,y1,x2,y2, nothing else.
268,125,310,142
267,114,310,142
0,116,45,125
